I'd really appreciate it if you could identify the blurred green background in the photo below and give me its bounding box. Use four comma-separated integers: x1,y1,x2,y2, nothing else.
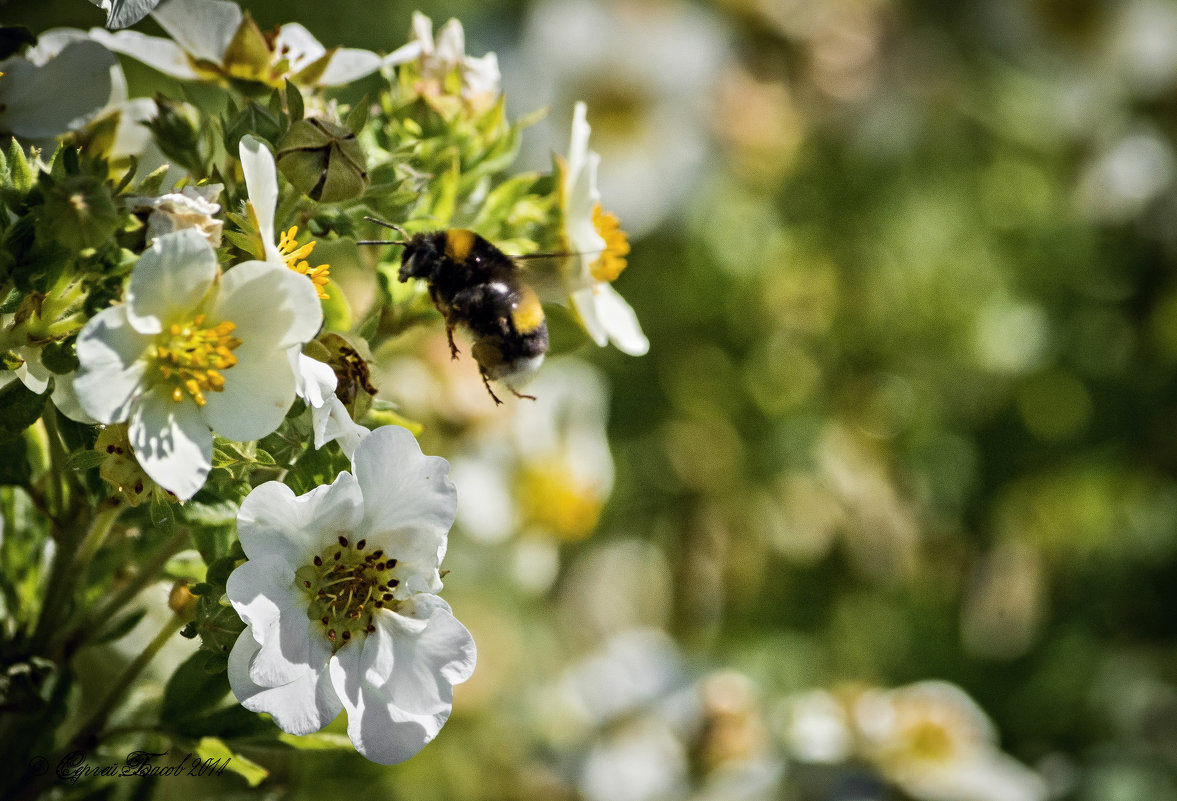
11,0,1177,799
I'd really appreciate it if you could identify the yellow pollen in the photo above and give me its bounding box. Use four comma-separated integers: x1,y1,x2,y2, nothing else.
278,225,332,299
588,204,630,283
155,315,242,407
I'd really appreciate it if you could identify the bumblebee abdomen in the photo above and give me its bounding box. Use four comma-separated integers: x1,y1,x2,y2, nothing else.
511,285,545,334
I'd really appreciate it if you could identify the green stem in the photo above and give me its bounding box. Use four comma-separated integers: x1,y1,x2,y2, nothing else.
72,503,123,591
80,527,191,644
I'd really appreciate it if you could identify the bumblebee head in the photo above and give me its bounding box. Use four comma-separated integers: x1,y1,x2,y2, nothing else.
398,234,442,282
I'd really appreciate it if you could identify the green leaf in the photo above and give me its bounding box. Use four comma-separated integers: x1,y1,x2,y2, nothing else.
91,608,147,645
5,138,32,195
278,731,354,750
136,164,171,197
0,434,30,486
0,381,46,440
194,737,269,786
161,650,231,724
65,448,106,471
285,78,304,122
149,490,176,534
345,96,370,135
0,287,23,314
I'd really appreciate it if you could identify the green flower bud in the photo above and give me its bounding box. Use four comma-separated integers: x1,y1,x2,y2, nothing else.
36,172,119,253
277,117,368,203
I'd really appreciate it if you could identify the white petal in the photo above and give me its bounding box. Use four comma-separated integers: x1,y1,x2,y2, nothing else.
50,371,97,424
88,28,199,81
566,101,592,189
361,595,476,716
0,40,116,139
271,23,326,73
150,0,240,65
75,306,151,423
235,474,363,567
317,48,384,86
316,396,369,458
126,229,217,335
128,389,211,500
199,262,320,440
352,426,456,585
592,283,649,356
238,136,281,263
570,286,609,348
294,353,335,410
14,347,50,394
229,625,342,736
225,554,299,633
329,641,449,765
214,260,322,350
248,600,318,688
95,0,164,29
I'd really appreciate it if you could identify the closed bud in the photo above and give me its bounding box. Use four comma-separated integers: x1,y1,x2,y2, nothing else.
277,117,368,203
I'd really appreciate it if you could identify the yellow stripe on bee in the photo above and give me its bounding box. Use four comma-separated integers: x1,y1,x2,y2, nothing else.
512,286,545,333
444,229,477,263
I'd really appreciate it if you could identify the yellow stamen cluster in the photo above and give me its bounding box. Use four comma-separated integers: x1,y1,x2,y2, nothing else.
295,535,399,652
156,314,242,407
588,204,630,283
278,226,331,299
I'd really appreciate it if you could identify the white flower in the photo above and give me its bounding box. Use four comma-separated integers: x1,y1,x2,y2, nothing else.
386,12,501,105
74,228,322,500
557,102,649,356
0,344,94,424
854,681,1047,801
125,184,224,247
89,0,382,88
292,353,369,459
88,0,164,29
226,425,476,764
239,135,332,298
0,29,123,142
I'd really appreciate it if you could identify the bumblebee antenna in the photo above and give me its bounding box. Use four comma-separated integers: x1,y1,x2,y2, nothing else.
358,216,409,246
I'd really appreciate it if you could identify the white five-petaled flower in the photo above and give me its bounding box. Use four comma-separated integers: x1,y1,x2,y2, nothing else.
854,681,1047,801
385,11,501,106
0,29,123,143
557,102,649,356
74,228,322,500
125,184,224,247
226,425,476,764
89,0,382,88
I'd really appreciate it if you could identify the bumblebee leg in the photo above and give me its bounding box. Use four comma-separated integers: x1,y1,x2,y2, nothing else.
480,370,504,405
507,385,537,402
445,321,460,359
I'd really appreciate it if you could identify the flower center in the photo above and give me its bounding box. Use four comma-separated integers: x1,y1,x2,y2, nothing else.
279,226,332,299
588,204,630,283
155,314,242,407
514,459,603,541
296,535,399,651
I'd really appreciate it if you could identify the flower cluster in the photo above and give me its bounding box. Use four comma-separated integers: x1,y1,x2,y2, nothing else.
0,0,650,786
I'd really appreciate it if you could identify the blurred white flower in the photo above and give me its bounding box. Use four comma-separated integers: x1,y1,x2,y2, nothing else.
386,11,501,106
451,359,615,545
89,0,382,88
226,425,476,764
0,342,93,424
854,680,1047,801
0,29,124,143
74,229,321,499
780,688,854,764
88,0,163,30
125,184,224,247
580,715,689,801
556,102,649,356
514,0,727,233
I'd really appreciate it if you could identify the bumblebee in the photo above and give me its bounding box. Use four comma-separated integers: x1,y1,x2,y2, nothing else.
361,219,548,404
